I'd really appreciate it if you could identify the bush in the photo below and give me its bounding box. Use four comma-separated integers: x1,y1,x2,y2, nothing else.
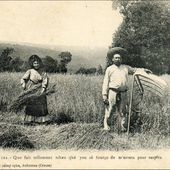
76,67,97,75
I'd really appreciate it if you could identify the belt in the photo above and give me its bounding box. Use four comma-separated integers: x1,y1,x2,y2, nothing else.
109,88,128,93
109,88,127,102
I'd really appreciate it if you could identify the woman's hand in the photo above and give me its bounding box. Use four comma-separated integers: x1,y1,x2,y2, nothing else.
41,87,46,94
103,95,109,106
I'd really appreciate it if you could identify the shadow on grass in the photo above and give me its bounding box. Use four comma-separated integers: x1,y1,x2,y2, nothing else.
0,98,7,112
49,112,74,125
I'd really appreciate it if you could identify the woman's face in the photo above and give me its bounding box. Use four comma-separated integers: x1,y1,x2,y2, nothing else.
33,60,40,70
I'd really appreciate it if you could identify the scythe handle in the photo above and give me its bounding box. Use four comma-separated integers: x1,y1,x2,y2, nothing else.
127,75,135,135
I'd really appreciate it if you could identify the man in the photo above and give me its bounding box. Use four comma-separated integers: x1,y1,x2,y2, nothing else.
102,47,150,131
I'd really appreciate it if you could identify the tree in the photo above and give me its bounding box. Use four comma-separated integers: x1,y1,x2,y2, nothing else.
9,56,24,72
58,61,67,74
59,51,72,64
96,65,103,75
0,48,14,71
58,51,72,73
112,1,170,74
20,60,30,72
43,56,58,73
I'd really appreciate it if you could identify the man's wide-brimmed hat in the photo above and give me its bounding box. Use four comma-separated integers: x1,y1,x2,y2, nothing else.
107,47,128,59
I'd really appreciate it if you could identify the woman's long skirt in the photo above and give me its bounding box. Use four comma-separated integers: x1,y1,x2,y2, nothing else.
24,95,49,123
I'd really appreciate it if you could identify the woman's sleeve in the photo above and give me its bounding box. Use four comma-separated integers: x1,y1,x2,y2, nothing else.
21,70,31,85
42,72,49,89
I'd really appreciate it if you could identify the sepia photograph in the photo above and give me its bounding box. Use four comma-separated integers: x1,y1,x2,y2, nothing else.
0,0,169,169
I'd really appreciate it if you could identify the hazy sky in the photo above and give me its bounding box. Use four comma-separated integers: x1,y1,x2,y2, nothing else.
0,1,122,48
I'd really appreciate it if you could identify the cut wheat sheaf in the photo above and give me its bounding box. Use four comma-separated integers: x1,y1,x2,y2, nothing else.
9,84,56,113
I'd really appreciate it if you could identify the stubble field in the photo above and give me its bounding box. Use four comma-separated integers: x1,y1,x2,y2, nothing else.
0,72,170,151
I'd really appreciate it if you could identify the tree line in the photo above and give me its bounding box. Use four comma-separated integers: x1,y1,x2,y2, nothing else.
111,0,170,74
0,47,104,75
0,47,72,73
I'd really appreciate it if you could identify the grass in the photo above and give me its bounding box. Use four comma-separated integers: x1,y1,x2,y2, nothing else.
0,72,170,150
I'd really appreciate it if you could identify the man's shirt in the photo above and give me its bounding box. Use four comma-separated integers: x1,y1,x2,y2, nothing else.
102,64,136,96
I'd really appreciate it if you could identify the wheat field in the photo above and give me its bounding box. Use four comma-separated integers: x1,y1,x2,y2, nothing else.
0,72,170,150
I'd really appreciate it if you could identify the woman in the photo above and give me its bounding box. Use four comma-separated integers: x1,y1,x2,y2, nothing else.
21,55,49,125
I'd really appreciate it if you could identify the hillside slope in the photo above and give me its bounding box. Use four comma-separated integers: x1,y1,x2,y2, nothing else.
0,42,107,72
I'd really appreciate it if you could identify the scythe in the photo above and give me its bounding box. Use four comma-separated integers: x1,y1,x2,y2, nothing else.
127,69,167,135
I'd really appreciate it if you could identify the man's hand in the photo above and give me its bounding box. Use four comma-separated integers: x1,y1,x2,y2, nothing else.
103,95,109,105
144,68,152,74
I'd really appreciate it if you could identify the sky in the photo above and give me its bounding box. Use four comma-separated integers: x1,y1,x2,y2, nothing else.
0,1,122,48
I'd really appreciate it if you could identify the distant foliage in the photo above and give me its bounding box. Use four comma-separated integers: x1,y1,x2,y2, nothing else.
43,56,58,73
0,48,14,71
9,57,24,72
59,51,72,64
42,52,72,74
58,51,72,74
58,61,67,74
76,65,104,75
0,47,72,73
96,65,103,75
112,0,170,74
76,67,97,75
20,61,30,72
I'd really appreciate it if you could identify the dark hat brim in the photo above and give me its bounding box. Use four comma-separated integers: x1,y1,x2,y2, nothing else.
107,47,128,59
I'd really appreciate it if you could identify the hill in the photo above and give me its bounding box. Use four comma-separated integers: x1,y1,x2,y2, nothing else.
0,43,60,60
55,45,107,72
0,42,107,73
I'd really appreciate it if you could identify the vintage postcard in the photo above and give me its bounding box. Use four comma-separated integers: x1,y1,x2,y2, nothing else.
0,0,169,169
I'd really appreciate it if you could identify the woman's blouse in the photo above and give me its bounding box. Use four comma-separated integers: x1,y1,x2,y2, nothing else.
21,69,48,89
